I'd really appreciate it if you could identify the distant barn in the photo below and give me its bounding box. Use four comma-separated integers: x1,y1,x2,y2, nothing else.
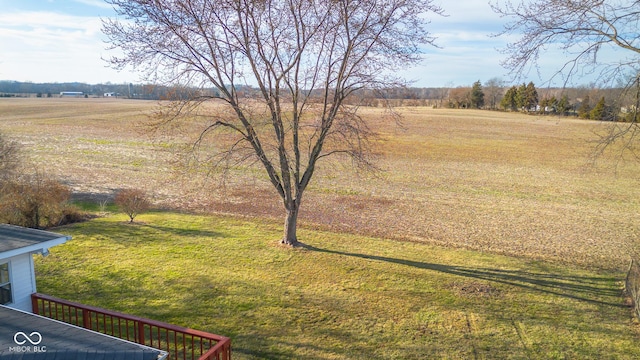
59,91,83,97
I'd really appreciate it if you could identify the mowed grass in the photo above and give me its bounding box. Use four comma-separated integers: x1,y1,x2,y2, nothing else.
36,211,639,359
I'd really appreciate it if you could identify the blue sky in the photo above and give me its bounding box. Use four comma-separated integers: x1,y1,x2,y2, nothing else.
0,0,587,87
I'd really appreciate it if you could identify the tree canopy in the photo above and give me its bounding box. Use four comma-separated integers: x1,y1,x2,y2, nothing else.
492,0,640,87
470,80,485,109
103,0,442,245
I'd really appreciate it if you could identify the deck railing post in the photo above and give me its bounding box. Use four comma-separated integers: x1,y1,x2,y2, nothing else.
31,294,39,314
83,308,91,330
137,321,146,346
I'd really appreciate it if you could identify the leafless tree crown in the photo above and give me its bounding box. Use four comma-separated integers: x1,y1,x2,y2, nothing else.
492,0,640,86
0,131,21,181
103,0,442,244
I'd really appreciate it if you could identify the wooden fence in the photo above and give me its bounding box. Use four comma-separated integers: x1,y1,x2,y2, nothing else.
32,293,231,360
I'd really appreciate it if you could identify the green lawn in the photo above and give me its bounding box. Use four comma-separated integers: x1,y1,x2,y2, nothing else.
35,211,639,359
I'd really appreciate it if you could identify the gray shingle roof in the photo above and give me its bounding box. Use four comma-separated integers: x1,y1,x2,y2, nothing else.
0,306,166,360
0,224,70,257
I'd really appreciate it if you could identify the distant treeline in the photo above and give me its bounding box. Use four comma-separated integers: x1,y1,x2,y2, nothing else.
0,81,202,100
434,81,638,122
0,81,636,122
1,80,452,100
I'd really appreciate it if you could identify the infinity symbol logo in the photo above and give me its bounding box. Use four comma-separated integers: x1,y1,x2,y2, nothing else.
13,332,42,345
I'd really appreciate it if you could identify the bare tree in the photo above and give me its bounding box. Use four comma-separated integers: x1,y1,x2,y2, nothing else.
447,87,471,109
492,0,640,86
0,171,72,229
484,77,504,110
103,0,442,246
115,189,151,223
492,0,640,159
0,131,21,182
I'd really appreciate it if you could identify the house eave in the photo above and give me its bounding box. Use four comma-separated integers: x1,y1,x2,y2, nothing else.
0,235,71,260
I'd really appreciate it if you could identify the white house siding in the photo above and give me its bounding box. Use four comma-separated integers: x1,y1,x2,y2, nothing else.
1,253,36,312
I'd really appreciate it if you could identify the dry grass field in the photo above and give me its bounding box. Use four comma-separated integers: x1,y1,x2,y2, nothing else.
1,97,638,270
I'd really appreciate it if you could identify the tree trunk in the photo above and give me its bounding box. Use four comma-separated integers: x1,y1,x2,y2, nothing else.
281,205,300,246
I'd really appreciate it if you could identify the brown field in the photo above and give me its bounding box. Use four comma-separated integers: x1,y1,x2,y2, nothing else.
1,97,638,270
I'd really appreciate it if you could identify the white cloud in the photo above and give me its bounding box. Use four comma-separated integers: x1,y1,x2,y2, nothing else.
408,1,511,86
73,0,113,9
0,11,102,35
0,10,136,83
434,1,503,29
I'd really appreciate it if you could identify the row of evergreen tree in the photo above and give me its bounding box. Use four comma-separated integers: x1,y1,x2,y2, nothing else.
456,81,635,122
500,83,625,121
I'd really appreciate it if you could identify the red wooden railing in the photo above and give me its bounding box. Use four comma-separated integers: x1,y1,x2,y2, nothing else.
31,293,231,360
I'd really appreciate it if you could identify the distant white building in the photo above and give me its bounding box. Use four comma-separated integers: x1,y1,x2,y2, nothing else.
59,91,83,97
622,105,637,114
104,92,116,97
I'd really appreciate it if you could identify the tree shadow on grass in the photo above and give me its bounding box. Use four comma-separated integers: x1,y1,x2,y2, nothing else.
303,245,626,308
142,223,225,240
58,219,224,243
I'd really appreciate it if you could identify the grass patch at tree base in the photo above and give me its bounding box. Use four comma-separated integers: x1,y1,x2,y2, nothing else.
36,212,639,359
